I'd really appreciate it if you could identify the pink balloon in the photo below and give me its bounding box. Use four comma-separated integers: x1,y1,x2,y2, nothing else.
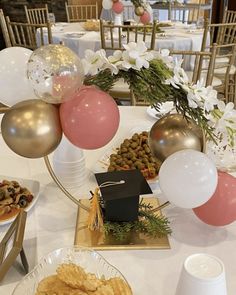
59,86,120,150
193,171,236,226
140,11,151,24
112,1,124,14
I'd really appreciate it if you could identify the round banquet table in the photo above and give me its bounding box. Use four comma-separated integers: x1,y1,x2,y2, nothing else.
43,22,205,68
1,106,236,295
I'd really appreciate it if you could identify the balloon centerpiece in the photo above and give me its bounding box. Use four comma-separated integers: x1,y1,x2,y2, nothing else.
1,41,236,232
102,0,153,24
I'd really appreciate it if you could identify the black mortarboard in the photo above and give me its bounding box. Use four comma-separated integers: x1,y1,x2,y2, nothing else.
95,170,152,222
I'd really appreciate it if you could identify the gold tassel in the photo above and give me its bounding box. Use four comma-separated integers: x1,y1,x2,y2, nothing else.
87,188,104,231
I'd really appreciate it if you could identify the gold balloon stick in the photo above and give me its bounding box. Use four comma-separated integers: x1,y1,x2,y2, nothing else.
0,106,10,113
44,156,90,212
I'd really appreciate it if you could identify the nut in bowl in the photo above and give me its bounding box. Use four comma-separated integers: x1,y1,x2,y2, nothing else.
107,131,161,180
12,246,133,295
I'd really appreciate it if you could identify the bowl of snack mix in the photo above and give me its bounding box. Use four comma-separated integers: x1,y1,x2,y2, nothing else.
12,246,133,295
83,20,100,31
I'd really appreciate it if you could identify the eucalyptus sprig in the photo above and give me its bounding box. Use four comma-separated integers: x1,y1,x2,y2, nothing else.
82,42,236,147
84,58,214,138
103,199,172,241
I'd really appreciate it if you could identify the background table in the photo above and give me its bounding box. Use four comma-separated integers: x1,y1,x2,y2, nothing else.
46,22,205,66
1,107,236,295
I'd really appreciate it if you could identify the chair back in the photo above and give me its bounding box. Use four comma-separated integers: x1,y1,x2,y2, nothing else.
169,48,215,86
65,2,98,22
211,43,236,103
166,43,236,103
201,20,236,51
168,0,211,24
6,17,52,50
24,4,49,25
100,20,157,51
0,9,11,47
222,8,236,24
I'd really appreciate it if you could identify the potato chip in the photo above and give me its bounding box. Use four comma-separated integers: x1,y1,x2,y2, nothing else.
107,277,132,295
35,263,132,295
36,274,78,295
87,284,114,295
82,273,103,291
57,263,87,289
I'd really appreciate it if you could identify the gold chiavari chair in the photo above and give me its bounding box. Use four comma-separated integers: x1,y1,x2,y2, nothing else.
24,4,49,25
0,9,11,47
169,48,216,86
100,20,157,52
222,8,236,24
171,43,236,103
65,2,98,22
201,20,236,51
100,20,157,105
168,0,207,24
6,17,52,50
201,21,236,103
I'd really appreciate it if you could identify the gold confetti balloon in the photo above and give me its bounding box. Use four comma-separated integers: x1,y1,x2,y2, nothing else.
149,114,205,163
1,99,62,158
27,45,84,104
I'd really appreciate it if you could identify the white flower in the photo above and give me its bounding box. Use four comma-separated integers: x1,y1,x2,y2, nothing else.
187,91,200,108
159,101,175,115
81,49,107,76
165,64,189,89
217,101,236,129
151,49,174,68
207,101,236,140
107,50,123,74
121,41,154,71
108,50,122,64
202,86,218,112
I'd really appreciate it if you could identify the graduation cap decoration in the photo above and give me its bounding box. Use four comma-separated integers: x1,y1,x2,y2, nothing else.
95,170,152,222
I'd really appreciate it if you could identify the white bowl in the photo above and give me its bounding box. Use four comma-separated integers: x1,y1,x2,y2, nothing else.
12,246,129,295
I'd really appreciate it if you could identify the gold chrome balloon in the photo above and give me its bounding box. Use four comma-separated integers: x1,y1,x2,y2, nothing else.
149,114,205,163
135,6,145,16
1,99,62,158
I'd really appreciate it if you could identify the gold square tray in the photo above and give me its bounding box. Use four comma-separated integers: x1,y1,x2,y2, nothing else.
74,197,170,250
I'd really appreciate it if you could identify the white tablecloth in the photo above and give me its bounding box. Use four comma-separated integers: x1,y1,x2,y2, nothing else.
1,106,236,295
45,22,204,69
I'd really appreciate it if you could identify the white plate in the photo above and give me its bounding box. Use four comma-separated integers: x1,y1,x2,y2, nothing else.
64,32,86,38
0,176,40,226
146,102,175,120
186,29,204,34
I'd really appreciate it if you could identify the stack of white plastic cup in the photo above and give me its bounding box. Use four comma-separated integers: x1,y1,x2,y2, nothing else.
176,253,227,295
52,135,86,189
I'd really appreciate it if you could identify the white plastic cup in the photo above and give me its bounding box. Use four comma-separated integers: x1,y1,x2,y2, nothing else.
53,135,84,163
53,159,86,171
175,253,227,295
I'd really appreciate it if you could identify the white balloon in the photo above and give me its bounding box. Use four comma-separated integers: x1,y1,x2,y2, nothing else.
0,47,37,106
102,0,113,10
146,4,153,22
159,149,218,209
